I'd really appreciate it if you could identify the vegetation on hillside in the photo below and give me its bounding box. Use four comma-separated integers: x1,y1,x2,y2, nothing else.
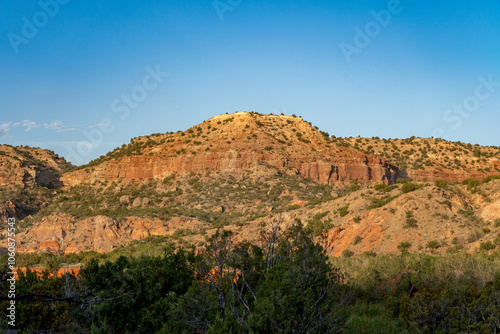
1,114,500,332
1,223,500,333
0,144,73,176
344,136,500,174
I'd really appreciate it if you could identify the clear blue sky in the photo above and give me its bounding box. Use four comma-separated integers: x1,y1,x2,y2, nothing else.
1,0,499,165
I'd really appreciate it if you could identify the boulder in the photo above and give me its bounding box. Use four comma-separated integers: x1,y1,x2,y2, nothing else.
132,197,143,207
120,195,131,205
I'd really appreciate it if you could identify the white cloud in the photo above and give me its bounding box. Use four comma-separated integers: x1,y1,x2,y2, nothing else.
10,120,42,131
1,119,76,137
20,120,41,131
44,120,64,131
0,122,12,137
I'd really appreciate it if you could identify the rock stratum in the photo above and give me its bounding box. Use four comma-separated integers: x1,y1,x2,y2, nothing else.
0,144,72,188
61,113,404,187
1,112,500,257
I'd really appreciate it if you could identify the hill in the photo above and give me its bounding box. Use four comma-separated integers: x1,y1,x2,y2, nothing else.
344,136,500,182
1,112,499,257
61,112,403,187
0,144,72,188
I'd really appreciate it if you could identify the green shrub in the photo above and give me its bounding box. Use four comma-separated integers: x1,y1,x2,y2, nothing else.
342,249,354,258
163,174,175,185
397,241,412,253
404,211,418,228
426,240,440,249
463,179,481,192
307,211,333,236
305,197,335,206
350,184,361,192
494,236,500,245
187,177,199,186
401,183,418,194
434,180,448,189
367,195,399,210
353,235,362,245
338,205,349,217
374,184,397,192
479,241,496,251
361,251,377,257
41,255,62,272
172,228,194,239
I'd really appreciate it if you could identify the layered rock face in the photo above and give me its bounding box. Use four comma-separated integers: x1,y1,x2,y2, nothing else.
407,169,485,183
342,136,500,183
406,159,500,182
0,164,60,188
3,114,499,190
62,113,404,186
62,152,402,186
8,213,206,254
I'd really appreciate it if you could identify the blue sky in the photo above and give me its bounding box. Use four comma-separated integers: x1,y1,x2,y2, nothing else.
1,0,499,165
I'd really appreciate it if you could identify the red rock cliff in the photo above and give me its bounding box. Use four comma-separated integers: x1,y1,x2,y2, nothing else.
62,113,404,186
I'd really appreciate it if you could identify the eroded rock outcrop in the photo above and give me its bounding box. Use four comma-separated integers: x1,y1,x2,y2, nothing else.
5,213,206,254
62,113,404,187
407,169,487,183
0,145,71,188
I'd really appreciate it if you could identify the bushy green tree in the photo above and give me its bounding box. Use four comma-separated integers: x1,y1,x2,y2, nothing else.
400,274,500,333
250,223,348,333
169,222,349,333
73,244,196,333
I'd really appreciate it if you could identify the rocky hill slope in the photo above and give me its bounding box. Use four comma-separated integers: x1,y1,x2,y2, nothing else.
0,144,72,188
6,170,500,257
1,112,500,258
61,112,404,187
343,136,500,182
